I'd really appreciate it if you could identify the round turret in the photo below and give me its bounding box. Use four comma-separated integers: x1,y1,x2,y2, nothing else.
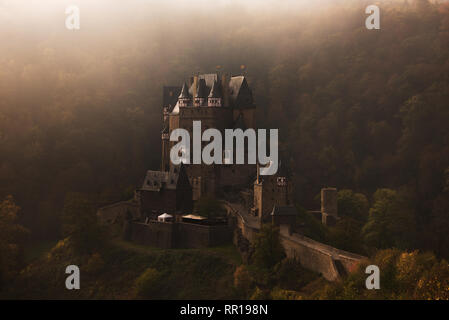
194,79,207,107
178,82,191,107
208,81,222,107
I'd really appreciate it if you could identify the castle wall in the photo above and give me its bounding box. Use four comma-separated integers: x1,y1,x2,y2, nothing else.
253,183,263,219
169,114,179,132
169,106,256,196
223,201,260,242
219,164,255,188
128,221,232,249
161,138,170,171
279,226,340,281
130,221,174,249
97,200,140,225
233,108,256,130
272,214,296,227
176,222,231,248
278,226,365,281
223,200,365,282
178,107,233,132
185,164,217,196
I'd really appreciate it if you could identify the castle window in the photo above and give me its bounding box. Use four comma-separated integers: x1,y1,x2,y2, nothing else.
277,177,287,186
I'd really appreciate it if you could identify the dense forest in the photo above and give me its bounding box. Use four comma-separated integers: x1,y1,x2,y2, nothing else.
0,0,448,298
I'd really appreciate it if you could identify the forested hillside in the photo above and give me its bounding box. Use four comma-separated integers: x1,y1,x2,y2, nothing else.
0,0,448,272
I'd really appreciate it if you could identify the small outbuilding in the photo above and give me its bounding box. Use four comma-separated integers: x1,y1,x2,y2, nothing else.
158,213,173,222
182,214,207,224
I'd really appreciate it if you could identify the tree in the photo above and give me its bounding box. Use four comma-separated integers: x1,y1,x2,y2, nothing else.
0,196,29,287
329,218,365,254
252,224,285,270
134,268,163,299
414,259,449,300
317,248,449,299
233,265,254,298
337,189,369,222
427,167,449,257
362,189,416,250
61,193,103,254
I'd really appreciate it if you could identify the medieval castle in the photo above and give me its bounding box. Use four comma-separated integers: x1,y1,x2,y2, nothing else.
97,73,365,281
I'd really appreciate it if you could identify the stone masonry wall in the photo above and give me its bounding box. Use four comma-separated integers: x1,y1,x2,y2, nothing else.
224,201,366,281
128,221,232,249
97,200,140,225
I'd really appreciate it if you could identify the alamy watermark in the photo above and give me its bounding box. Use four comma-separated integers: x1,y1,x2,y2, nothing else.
365,265,380,289
169,121,278,176
65,5,80,30
65,265,80,290
365,5,380,30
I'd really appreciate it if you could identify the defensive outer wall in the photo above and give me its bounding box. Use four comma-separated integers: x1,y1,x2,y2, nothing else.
223,201,366,281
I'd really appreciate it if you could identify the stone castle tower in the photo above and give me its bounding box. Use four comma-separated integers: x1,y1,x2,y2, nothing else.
161,73,257,199
252,163,293,223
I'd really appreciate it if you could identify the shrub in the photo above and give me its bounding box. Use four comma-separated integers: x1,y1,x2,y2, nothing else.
134,268,163,299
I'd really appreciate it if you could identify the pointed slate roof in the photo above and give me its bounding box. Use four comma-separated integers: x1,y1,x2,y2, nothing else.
163,86,182,108
229,76,254,108
140,165,181,192
208,80,221,98
178,82,191,99
175,73,254,108
195,79,208,98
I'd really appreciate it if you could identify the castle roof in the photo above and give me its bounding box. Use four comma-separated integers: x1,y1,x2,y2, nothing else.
140,165,181,192
178,82,191,99
228,76,244,100
208,80,221,98
163,86,182,110
270,205,297,216
195,79,208,98
228,76,254,108
171,101,180,115
171,73,254,111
